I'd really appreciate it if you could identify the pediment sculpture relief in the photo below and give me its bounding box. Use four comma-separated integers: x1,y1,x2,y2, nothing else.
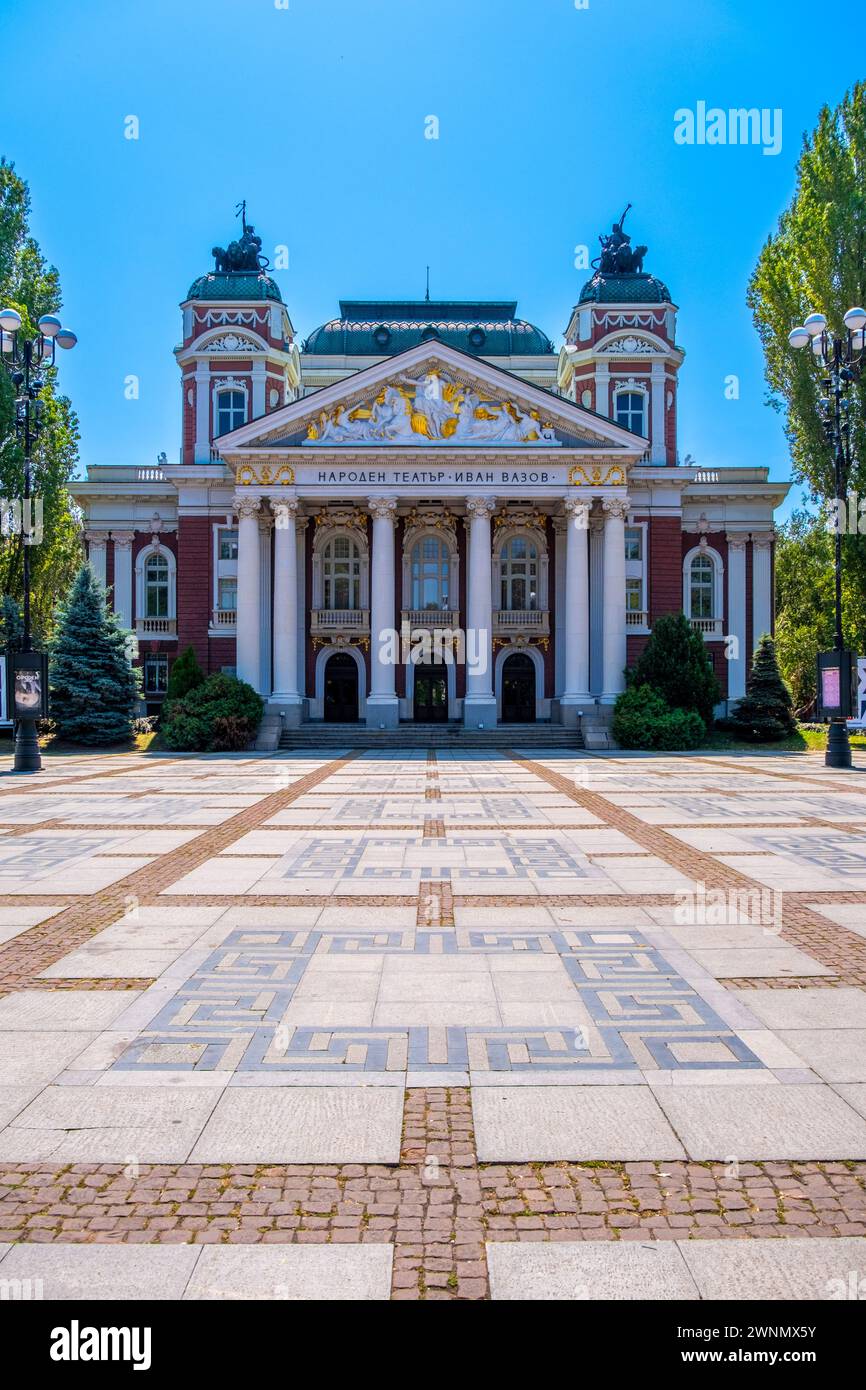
302,371,560,446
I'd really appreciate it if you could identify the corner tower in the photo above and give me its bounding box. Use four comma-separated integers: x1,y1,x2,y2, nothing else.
175,215,301,464
558,207,684,464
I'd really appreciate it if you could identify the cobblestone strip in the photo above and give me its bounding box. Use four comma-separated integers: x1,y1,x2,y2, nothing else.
510,751,866,985
0,752,360,992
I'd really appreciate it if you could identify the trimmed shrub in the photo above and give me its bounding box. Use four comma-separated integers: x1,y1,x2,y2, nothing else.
161,672,263,752
629,612,720,729
613,683,705,751
728,634,797,742
166,646,205,702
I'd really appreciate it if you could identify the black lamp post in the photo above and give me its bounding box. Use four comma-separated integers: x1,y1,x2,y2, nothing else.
0,307,77,772
789,307,866,769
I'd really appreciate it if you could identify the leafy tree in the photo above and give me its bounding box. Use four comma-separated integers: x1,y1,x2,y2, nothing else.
728,634,797,742
774,508,866,714
161,672,263,752
166,645,205,702
0,159,82,641
49,565,140,744
628,612,721,728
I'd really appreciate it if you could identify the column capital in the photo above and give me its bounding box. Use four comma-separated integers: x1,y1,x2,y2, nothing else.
751,530,775,549
110,530,136,549
602,495,630,521
271,498,300,529
563,498,590,527
726,531,748,551
233,493,261,520
84,530,108,549
368,496,398,523
465,495,497,520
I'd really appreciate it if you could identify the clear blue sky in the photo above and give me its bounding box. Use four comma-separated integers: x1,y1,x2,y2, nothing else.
2,0,864,521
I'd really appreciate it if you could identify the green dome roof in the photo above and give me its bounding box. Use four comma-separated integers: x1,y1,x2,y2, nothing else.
304,300,555,357
578,271,671,305
186,271,283,304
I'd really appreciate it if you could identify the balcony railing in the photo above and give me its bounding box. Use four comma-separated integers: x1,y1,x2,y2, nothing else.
626,610,649,629
137,617,176,636
401,608,460,631
690,616,724,637
494,609,550,634
211,608,237,628
311,608,370,633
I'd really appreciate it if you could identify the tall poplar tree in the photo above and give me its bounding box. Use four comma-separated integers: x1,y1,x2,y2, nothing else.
0,158,81,639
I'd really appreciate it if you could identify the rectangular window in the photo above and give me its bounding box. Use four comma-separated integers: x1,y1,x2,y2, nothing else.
144,654,168,694
624,527,642,561
219,529,239,561
626,577,643,612
218,578,237,611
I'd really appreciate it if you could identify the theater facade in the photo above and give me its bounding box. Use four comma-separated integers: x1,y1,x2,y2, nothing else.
72,214,789,732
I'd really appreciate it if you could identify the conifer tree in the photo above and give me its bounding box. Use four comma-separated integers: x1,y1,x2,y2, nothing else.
0,595,23,652
49,565,140,744
165,645,204,702
729,634,796,742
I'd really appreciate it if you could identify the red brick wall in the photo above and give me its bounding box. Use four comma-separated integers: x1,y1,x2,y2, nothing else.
649,517,683,619
176,516,213,669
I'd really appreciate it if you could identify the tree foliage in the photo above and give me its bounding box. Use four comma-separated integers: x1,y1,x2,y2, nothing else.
728,634,796,742
0,159,82,640
747,82,866,501
161,673,264,752
612,683,705,751
165,646,205,702
628,612,721,728
49,565,140,744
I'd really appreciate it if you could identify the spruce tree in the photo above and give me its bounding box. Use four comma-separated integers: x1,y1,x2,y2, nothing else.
729,633,797,742
166,645,204,702
0,595,23,653
49,565,140,744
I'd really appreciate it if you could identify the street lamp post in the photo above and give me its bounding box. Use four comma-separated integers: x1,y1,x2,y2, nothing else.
0,307,77,772
789,307,866,770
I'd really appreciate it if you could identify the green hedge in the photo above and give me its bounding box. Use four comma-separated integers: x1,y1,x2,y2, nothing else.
612,684,705,751
161,673,264,752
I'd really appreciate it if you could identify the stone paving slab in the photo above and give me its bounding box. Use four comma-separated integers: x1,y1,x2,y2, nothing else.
0,1241,201,1299
184,1244,393,1300
0,992,141,1031
0,1085,224,1161
472,1086,686,1161
733,988,866,1030
188,1086,404,1162
487,1240,700,1300
487,1238,866,1301
778,1031,866,1083
653,1084,866,1160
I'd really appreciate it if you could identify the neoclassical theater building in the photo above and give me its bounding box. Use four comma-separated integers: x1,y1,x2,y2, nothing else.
73,213,788,733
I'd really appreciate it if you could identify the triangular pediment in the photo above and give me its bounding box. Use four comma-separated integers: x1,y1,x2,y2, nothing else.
215,339,646,455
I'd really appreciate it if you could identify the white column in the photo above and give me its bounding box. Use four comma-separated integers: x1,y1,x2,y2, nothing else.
752,531,774,642
553,516,566,699
601,496,629,703
651,363,666,463
85,531,107,587
595,362,610,417
234,494,262,691
271,499,302,720
258,510,273,695
367,496,399,728
589,511,605,694
252,361,267,420
464,496,497,728
111,531,135,629
296,517,308,699
560,498,591,724
726,532,747,705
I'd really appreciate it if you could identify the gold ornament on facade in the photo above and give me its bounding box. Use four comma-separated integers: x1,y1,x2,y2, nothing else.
568,463,627,487
236,462,295,486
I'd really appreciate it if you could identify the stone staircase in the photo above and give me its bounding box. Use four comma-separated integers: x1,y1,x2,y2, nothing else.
277,721,586,750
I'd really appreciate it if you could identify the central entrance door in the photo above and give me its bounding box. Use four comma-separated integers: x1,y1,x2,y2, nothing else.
413,662,448,722
501,652,536,723
323,651,359,722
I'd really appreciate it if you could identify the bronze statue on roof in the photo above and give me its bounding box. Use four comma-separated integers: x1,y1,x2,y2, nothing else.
592,204,648,275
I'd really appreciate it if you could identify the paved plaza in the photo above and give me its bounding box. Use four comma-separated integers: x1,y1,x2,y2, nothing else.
1,744,865,1299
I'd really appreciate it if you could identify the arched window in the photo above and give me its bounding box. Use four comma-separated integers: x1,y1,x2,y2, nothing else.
145,552,170,619
322,535,361,610
216,389,246,435
614,390,646,436
689,553,715,620
500,535,538,611
411,536,450,610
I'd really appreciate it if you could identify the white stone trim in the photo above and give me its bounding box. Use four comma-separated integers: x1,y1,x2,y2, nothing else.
135,541,177,625
682,543,724,627
312,643,367,721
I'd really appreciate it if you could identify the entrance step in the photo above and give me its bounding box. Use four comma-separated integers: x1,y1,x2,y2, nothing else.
278,722,585,750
